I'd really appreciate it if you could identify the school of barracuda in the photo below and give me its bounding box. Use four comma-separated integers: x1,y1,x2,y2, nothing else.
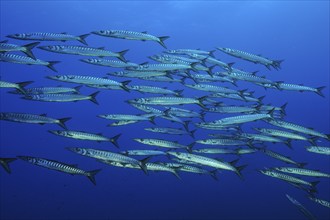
0,30,329,218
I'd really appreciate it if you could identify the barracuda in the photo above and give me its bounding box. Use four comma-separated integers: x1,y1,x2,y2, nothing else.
141,76,183,83
195,138,252,147
260,169,319,188
0,53,60,72
187,73,236,85
23,92,100,105
129,85,183,96
274,167,330,178
207,112,274,126
0,158,17,174
128,62,199,72
286,194,317,220
120,150,167,157
0,80,33,95
260,148,307,167
210,92,265,103
38,45,128,62
150,54,200,63
217,47,283,70
92,30,169,48
192,148,236,154
185,83,246,96
309,197,330,209
98,114,156,125
255,128,315,144
10,85,82,95
305,146,330,155
47,75,130,92
164,107,203,119
49,130,121,148
144,127,196,138
109,70,170,79
238,133,291,148
205,105,260,114
0,112,71,129
266,119,330,140
164,49,215,56
127,96,207,108
17,156,100,185
167,152,246,178
7,32,90,45
80,58,139,68
0,40,40,59
188,53,234,70
134,138,194,152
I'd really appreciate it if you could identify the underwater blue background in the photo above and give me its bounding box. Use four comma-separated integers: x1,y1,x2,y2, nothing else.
0,1,329,220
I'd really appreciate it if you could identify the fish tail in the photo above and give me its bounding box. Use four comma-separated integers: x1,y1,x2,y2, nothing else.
209,50,216,58
139,157,151,175
186,142,195,153
171,168,181,180
280,102,288,116
285,139,292,149
0,158,17,174
89,91,100,105
183,120,190,132
272,59,284,70
120,80,131,92
46,61,60,72
298,162,308,168
110,133,122,148
315,86,326,97
117,49,129,62
148,115,156,125
174,89,184,97
86,169,102,185
16,81,34,95
209,169,218,181
206,65,216,77
78,34,90,45
257,95,265,104
57,117,72,130
73,85,83,94
235,164,248,180
157,36,170,49
189,129,197,139
22,42,40,59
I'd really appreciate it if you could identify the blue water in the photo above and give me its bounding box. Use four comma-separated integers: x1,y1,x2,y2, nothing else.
0,1,329,220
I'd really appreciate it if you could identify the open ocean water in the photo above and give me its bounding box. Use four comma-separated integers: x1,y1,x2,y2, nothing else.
0,1,329,220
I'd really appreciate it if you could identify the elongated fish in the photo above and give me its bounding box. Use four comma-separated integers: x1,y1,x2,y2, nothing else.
23,92,100,105
255,128,315,144
144,127,196,138
127,96,207,108
92,30,169,48
309,197,330,209
195,138,252,147
109,70,170,79
0,53,60,72
98,114,156,125
185,84,246,97
168,152,246,178
0,40,40,59
7,32,90,45
0,80,33,94
274,167,330,178
66,147,148,174
134,138,194,152
207,112,274,126
305,146,330,155
0,112,71,129
165,49,214,56
47,75,130,92
193,148,236,154
81,58,138,68
49,130,121,148
0,158,17,174
18,156,100,185
120,150,167,157
129,85,183,96
266,119,330,140
128,62,199,72
217,47,283,70
38,45,128,62
260,148,307,167
286,194,317,220
10,85,82,95
259,169,319,188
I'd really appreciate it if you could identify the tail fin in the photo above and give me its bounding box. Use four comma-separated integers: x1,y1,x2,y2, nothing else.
183,120,190,132
190,62,200,72
86,169,101,185
157,36,170,49
174,89,184,97
171,168,181,180
189,129,197,139
298,162,308,168
139,157,151,175
148,115,156,125
315,86,326,97
120,80,131,92
272,59,284,70
206,65,216,76
257,95,266,103
209,169,218,181
197,96,208,108
280,102,288,116
46,61,60,72
73,85,83,94
16,81,34,95
117,49,129,62
89,91,100,105
186,142,195,153
22,42,40,59
235,164,248,180
78,34,90,45
57,117,72,130
0,158,17,174
308,137,317,145
284,139,292,149
110,133,122,148
209,50,216,58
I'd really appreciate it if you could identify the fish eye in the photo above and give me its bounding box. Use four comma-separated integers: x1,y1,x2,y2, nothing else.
15,34,20,36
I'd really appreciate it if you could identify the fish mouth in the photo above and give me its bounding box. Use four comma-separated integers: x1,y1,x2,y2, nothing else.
48,130,58,135
17,156,29,161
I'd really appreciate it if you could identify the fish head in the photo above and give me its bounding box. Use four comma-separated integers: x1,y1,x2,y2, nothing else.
46,75,63,80
217,47,233,53
65,147,87,155
80,58,100,64
17,156,37,163
6,33,26,39
165,50,176,54
21,95,34,100
48,130,67,136
91,30,112,36
133,138,144,143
